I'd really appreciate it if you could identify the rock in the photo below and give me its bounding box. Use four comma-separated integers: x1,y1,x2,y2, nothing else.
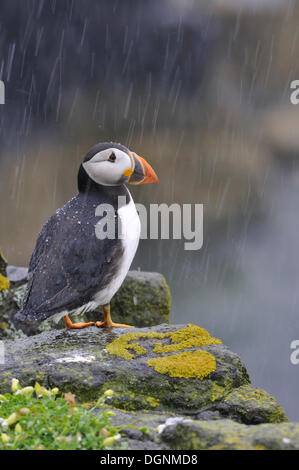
0,284,26,340
6,265,28,284
86,271,171,328
0,323,249,410
159,418,299,450
92,406,295,450
196,410,223,421
1,270,171,335
98,407,171,450
0,322,292,450
213,385,287,424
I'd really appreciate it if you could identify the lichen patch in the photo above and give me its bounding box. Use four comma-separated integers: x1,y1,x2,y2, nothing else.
0,274,10,291
147,350,217,379
106,323,221,360
106,324,221,379
152,324,222,354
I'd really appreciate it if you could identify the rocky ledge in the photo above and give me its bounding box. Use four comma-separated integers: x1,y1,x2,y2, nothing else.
0,256,298,450
0,322,298,450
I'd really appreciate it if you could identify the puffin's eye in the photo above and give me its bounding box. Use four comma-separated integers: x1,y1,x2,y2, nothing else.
108,153,116,162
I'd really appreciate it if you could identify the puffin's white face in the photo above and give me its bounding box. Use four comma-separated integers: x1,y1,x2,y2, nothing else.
82,145,159,187
82,147,133,186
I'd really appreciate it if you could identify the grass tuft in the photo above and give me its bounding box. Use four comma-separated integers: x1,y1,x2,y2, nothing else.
0,379,122,450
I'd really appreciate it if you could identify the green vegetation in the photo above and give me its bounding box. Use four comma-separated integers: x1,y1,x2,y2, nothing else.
0,379,121,450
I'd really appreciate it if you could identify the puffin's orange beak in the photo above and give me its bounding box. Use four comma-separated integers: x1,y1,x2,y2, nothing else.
128,152,159,185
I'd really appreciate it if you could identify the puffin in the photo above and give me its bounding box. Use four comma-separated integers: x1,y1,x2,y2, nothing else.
15,142,158,333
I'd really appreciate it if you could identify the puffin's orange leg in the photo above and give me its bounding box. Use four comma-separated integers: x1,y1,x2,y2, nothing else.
96,304,133,328
64,315,95,329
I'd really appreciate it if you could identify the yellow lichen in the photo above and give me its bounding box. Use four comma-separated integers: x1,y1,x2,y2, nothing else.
152,324,222,354
223,386,271,404
106,333,150,360
210,384,226,402
146,396,160,407
147,350,216,379
106,324,221,360
0,274,10,291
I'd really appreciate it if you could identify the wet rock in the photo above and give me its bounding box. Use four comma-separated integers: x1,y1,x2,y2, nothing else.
6,266,28,284
0,284,26,340
213,385,287,424
196,410,222,421
93,405,294,450
86,271,171,328
0,322,292,449
0,324,249,411
159,418,299,450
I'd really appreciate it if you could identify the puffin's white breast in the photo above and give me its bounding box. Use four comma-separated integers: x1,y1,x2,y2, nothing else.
92,190,141,306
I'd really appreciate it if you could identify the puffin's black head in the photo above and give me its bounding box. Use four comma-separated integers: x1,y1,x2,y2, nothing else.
78,142,158,192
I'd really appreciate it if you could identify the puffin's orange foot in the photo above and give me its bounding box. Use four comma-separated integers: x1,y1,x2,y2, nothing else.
96,321,133,328
96,303,133,328
64,315,94,329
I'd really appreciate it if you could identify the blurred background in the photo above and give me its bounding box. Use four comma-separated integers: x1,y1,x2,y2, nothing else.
1,0,299,419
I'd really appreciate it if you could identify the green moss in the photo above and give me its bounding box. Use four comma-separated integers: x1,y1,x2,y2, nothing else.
110,273,171,327
103,390,138,411
161,420,254,450
146,396,160,408
209,383,227,403
35,371,45,383
221,385,287,424
0,283,27,340
161,419,299,450
103,389,161,412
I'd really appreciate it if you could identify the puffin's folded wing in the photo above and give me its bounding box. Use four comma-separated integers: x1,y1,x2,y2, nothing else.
17,207,120,323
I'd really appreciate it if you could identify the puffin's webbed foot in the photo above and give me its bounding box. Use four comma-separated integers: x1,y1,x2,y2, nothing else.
96,321,133,328
96,304,133,329
64,315,95,329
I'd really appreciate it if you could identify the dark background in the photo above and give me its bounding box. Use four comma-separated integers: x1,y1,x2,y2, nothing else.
1,0,299,419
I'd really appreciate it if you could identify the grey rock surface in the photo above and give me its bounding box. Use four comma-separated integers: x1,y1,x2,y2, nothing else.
0,322,293,449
